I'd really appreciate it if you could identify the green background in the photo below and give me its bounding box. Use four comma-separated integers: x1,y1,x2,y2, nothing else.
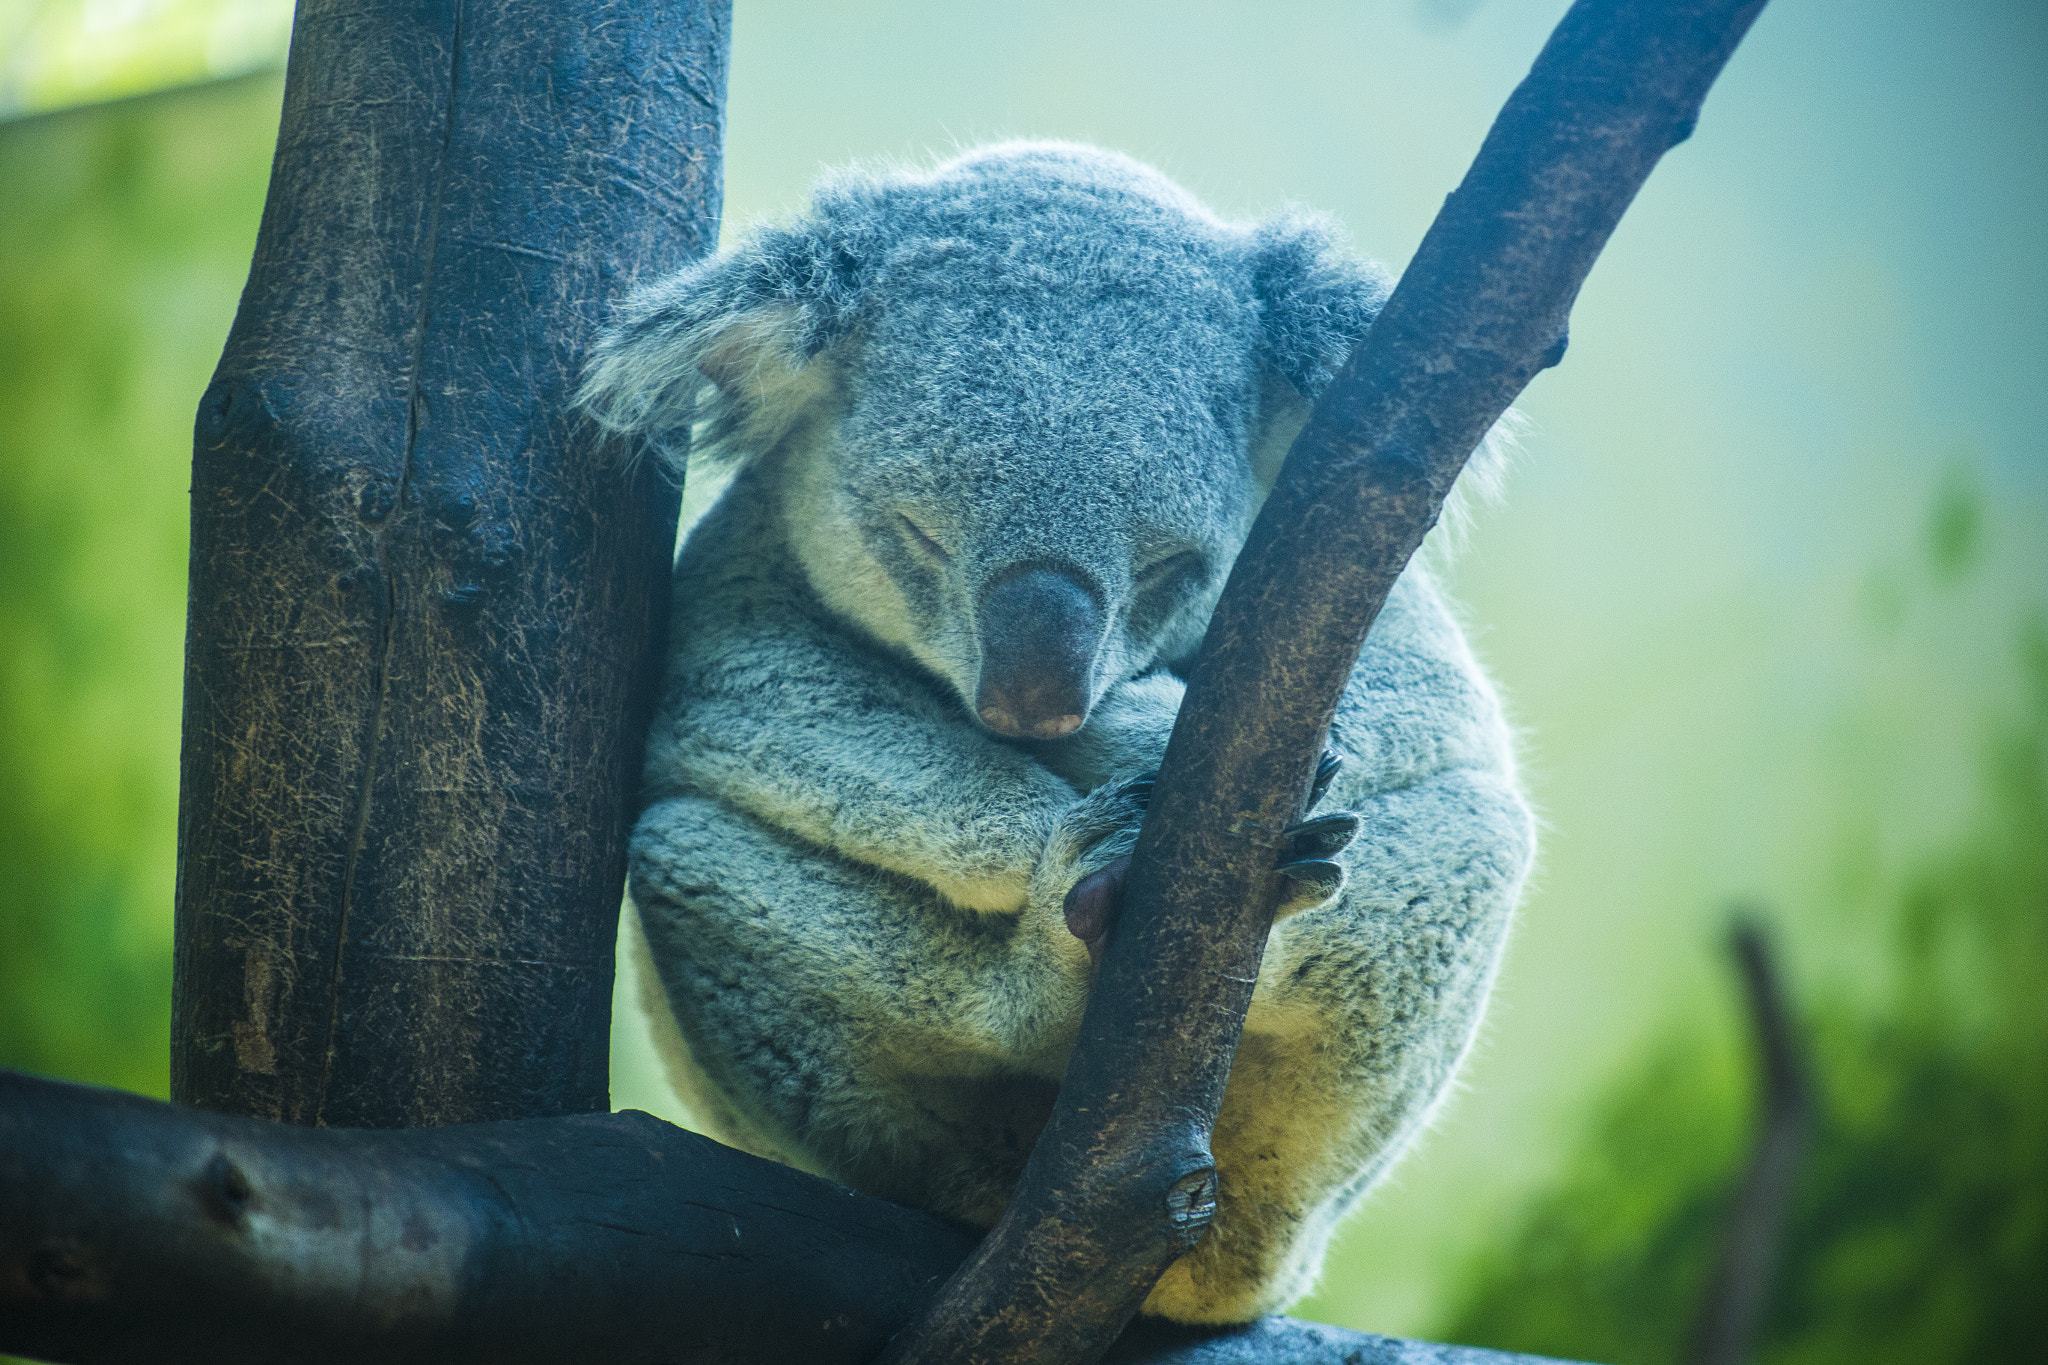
2,2,2042,1360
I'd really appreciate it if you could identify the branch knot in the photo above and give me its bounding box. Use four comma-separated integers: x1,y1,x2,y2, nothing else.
1164,1167,1219,1253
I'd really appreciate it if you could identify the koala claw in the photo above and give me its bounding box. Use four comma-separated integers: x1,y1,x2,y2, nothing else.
1279,810,1361,863
1273,858,1347,917
1308,748,1345,811
1272,805,1359,917
1274,857,1345,894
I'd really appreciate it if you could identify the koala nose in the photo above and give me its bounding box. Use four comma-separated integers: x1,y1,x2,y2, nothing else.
975,566,1101,740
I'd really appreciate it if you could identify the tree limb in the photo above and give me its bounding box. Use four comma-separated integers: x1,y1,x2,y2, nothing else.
0,1068,1568,1365
0,1068,971,1365
874,2,1770,1362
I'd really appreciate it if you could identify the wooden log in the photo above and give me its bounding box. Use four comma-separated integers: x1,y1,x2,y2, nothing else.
0,1068,1574,1365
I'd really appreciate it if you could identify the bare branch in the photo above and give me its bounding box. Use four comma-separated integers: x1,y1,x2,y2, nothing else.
876,2,1771,1361
0,1069,1569,1365
0,1069,971,1364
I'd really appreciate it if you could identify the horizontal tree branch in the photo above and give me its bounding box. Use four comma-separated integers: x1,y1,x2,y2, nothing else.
875,1,1770,1362
0,1069,1567,1365
0,1068,967,1365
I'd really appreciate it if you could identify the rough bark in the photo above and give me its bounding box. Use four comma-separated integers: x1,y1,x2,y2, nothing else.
172,0,729,1127
0,1069,1567,1365
873,2,1771,1362
0,1069,970,1365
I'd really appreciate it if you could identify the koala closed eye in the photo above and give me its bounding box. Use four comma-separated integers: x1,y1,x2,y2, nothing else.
1138,548,1199,580
898,511,952,562
1135,549,1204,591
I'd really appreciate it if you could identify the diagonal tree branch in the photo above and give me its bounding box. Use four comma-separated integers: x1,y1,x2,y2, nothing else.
874,2,1771,1362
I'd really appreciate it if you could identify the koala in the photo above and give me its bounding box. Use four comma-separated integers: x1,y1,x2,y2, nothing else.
579,143,1535,1325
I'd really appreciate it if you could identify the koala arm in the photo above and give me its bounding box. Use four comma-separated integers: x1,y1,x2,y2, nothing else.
632,785,1128,1225
1023,668,1184,793
645,484,1087,914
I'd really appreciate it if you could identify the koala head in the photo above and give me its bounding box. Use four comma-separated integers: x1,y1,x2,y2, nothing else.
580,143,1391,740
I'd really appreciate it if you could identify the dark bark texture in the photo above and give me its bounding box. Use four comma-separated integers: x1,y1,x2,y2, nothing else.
172,0,729,1127
875,2,1770,1362
0,1069,1566,1365
0,1070,972,1364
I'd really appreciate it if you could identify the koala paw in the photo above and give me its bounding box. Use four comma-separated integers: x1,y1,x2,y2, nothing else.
1055,752,1362,954
1275,749,1358,917
1035,772,1155,965
1273,810,1360,917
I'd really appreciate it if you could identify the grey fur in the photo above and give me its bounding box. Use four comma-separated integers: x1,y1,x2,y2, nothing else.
582,143,1535,1324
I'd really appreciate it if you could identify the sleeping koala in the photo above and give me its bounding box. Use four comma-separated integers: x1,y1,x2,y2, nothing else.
579,142,1534,1324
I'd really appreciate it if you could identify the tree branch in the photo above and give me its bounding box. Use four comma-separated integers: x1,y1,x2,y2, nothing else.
0,1068,1566,1365
0,1068,971,1365
875,2,1770,1361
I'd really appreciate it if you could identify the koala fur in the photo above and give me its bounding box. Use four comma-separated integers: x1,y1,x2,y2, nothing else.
580,142,1535,1324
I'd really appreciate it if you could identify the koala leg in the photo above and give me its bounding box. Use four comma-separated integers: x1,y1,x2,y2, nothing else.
1141,765,1532,1323
631,789,1121,1227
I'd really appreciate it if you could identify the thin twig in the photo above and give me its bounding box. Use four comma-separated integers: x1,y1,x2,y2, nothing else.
1684,915,1814,1365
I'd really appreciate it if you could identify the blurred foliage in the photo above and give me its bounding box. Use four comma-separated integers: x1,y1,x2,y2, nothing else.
0,0,290,119
0,73,277,1096
1443,617,2048,1364
1924,465,1984,587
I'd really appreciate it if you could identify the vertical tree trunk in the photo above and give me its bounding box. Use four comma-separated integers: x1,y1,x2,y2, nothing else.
173,0,729,1128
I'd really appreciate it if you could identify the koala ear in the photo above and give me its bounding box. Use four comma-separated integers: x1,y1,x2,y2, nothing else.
576,217,870,473
1243,214,1391,488
1244,212,1516,526
1248,213,1392,404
